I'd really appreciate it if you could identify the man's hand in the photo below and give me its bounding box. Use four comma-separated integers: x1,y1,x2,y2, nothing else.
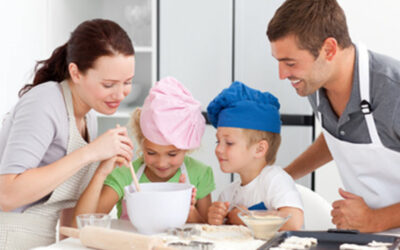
207,201,229,225
331,188,375,232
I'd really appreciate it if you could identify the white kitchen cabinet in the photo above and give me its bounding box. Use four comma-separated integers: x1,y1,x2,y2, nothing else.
159,0,233,200
159,0,233,110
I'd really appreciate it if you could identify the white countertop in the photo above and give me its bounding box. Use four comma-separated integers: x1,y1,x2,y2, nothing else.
37,219,266,250
35,220,400,250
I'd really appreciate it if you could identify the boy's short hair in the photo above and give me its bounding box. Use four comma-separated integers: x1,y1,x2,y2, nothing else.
267,0,352,58
242,128,281,165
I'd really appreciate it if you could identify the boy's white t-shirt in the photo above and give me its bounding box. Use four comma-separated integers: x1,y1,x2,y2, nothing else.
218,166,303,211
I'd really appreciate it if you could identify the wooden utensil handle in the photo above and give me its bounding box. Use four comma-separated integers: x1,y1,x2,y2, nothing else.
60,226,80,239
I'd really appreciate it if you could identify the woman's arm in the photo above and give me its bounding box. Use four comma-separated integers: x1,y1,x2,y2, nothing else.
0,127,133,211
278,207,304,231
0,146,93,211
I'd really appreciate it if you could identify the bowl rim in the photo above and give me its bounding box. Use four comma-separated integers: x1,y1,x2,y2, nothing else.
76,213,111,220
238,210,291,222
124,182,193,196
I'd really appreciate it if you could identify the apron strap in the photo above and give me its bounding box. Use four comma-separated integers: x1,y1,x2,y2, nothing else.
316,90,321,121
60,81,75,120
357,43,383,146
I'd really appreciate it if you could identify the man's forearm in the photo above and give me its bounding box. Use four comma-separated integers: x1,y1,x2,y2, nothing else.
373,202,400,232
285,133,333,180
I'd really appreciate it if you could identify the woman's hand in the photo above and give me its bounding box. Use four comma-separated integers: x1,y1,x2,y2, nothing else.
207,201,230,225
87,126,134,164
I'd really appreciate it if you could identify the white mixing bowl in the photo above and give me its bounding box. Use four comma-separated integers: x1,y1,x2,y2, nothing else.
124,182,192,234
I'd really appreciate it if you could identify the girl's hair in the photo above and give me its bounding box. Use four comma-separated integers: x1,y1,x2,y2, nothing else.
130,108,145,157
19,19,134,97
241,128,281,165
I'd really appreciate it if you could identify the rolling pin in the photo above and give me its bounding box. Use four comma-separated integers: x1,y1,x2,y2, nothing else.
60,226,175,250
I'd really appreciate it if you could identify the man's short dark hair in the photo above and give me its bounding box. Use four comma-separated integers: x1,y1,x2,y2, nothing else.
267,0,352,58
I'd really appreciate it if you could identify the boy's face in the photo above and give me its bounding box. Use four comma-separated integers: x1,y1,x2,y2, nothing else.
215,127,257,173
142,139,186,181
270,34,331,97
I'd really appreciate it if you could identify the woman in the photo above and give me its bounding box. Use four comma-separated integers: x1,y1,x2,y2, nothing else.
0,19,135,249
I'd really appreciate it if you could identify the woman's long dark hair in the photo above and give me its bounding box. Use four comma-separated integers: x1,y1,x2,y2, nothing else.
19,19,135,97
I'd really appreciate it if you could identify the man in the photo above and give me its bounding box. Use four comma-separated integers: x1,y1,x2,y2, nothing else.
267,0,400,233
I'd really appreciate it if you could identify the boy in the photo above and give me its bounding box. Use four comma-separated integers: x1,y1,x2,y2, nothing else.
206,81,303,230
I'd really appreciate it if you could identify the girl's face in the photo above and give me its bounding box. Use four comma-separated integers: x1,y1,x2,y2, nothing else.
142,138,187,182
215,127,256,174
72,54,135,115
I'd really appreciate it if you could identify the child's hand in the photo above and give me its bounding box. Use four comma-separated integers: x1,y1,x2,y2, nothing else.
96,156,124,178
190,187,197,207
227,205,247,225
207,201,229,225
179,174,197,207
178,173,186,183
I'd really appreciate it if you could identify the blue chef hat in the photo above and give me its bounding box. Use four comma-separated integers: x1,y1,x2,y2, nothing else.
207,81,281,133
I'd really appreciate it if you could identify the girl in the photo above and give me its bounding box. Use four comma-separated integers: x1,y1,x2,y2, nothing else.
73,77,215,225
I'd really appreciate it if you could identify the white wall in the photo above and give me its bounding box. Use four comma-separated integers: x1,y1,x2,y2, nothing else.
340,0,400,58
0,0,50,123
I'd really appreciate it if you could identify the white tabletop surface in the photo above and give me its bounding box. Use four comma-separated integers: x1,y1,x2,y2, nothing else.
35,219,400,250
37,219,266,250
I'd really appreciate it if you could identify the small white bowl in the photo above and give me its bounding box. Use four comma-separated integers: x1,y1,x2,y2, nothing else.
238,210,290,241
124,182,192,234
76,213,111,229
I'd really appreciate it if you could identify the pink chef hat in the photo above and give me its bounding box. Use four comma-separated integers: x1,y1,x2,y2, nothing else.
140,76,206,150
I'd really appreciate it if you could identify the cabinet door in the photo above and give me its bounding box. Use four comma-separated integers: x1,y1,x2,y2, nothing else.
159,0,233,199
159,0,233,109
234,0,311,115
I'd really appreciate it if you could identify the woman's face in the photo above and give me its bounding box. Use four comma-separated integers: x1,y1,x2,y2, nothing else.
72,54,135,115
142,138,187,182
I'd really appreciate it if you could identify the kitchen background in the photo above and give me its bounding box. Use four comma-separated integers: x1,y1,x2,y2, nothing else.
1,0,400,206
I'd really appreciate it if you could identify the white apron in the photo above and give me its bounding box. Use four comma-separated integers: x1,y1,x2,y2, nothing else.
0,81,98,249
318,44,400,233
120,163,190,220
